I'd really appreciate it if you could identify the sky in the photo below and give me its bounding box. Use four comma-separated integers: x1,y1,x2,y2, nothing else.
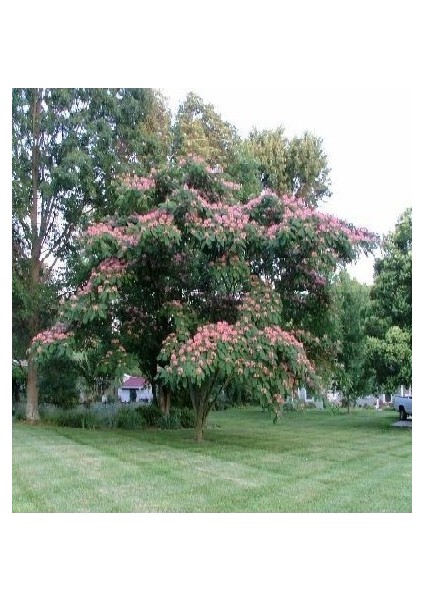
162,86,413,284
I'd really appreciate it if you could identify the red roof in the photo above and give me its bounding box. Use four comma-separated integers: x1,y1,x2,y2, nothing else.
121,376,148,389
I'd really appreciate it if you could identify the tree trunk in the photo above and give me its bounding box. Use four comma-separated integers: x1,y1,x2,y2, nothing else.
26,357,40,421
194,397,208,442
194,400,208,442
194,413,205,442
158,384,171,416
190,384,210,442
190,374,228,441
25,89,42,423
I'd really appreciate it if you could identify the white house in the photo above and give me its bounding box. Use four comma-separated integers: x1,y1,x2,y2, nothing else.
298,386,324,409
117,376,153,404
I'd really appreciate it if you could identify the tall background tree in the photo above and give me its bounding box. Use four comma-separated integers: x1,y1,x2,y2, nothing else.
330,271,373,410
171,95,332,206
365,208,412,393
171,92,239,168
12,88,170,420
240,127,331,205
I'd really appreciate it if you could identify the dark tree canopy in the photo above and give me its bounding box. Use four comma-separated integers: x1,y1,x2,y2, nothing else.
12,88,170,420
330,271,373,407
365,208,412,392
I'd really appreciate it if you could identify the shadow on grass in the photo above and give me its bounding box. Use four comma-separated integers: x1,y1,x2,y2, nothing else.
17,408,407,461
344,411,406,428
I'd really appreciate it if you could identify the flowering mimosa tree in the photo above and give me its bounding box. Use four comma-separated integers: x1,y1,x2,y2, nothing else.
31,156,378,440
158,277,320,439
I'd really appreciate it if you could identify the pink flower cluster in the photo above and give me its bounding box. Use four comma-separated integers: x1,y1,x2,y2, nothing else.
190,196,249,238
85,209,180,253
206,165,224,174
137,210,174,227
164,321,240,373
32,323,71,347
312,211,378,245
263,326,304,351
186,321,239,353
122,175,155,191
162,301,317,389
86,223,114,237
97,257,128,276
203,209,249,233
179,153,207,166
135,210,181,248
242,191,377,249
236,279,282,326
85,222,139,249
74,258,128,300
222,180,241,191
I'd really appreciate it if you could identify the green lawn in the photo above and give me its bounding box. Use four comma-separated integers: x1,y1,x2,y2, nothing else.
12,407,412,512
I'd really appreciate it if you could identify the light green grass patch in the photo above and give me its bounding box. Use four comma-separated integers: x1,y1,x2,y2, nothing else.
12,407,412,512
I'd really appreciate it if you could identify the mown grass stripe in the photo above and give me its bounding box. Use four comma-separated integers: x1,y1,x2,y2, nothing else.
12,408,411,512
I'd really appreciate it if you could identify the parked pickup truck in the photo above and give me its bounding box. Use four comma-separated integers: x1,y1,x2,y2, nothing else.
393,395,412,420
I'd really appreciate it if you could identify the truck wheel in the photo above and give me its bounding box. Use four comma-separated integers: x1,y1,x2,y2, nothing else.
399,406,407,420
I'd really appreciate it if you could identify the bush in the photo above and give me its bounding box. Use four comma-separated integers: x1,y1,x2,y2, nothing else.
135,404,163,426
52,408,86,428
45,406,104,429
38,357,80,408
14,400,195,432
89,402,116,428
80,410,102,429
36,404,127,430
136,405,194,429
167,389,192,409
282,402,296,412
115,406,145,430
179,407,195,428
158,411,181,430
327,404,342,415
12,402,26,421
